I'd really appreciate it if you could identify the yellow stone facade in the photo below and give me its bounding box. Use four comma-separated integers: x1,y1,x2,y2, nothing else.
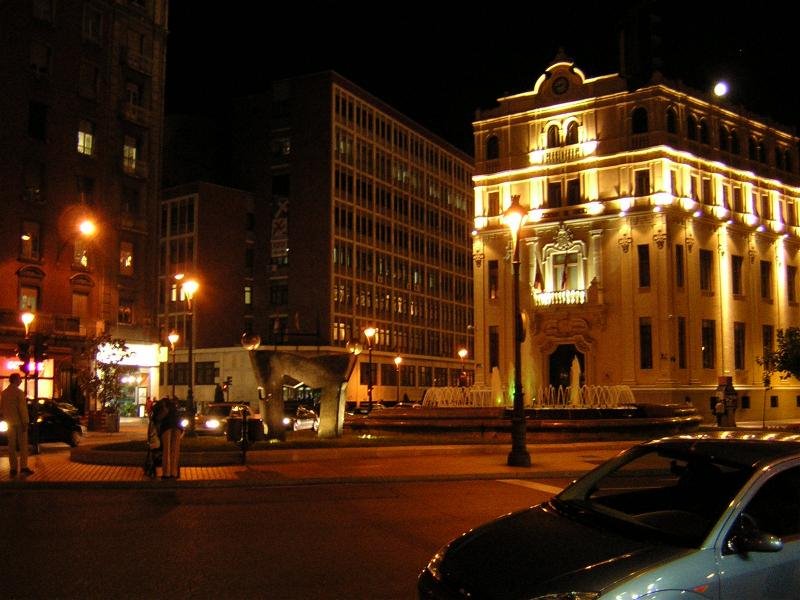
472,58,800,423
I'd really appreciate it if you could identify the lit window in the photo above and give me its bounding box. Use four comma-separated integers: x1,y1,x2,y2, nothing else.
20,286,39,312
244,285,252,305
123,135,137,173
30,41,51,76
73,239,89,268
118,300,133,324
78,120,94,155
82,6,103,42
119,241,134,276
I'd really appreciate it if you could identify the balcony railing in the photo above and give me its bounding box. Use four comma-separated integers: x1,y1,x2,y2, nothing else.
534,288,587,306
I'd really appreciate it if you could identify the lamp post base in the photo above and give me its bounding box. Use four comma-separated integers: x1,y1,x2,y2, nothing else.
507,412,531,467
507,448,531,467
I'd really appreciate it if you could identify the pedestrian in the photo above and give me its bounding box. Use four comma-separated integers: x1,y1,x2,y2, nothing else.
144,395,153,416
714,398,726,427
153,396,182,479
0,373,33,476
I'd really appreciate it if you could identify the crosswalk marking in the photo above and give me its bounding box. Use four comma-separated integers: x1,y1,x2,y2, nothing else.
498,479,563,495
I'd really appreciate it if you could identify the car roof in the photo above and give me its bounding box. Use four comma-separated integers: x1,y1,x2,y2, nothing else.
642,431,800,468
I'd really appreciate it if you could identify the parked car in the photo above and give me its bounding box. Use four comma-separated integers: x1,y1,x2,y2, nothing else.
195,402,251,436
0,401,83,448
55,401,80,417
283,406,320,432
418,431,800,599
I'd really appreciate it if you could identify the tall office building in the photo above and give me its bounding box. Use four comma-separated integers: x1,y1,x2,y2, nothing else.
0,0,168,410
472,56,800,422
160,72,475,405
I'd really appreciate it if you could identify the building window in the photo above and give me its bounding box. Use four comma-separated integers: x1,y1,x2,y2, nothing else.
760,194,772,220
30,41,51,77
417,366,432,387
119,241,134,276
488,260,498,300
547,181,562,208
730,130,740,154
637,244,651,288
82,5,103,42
677,316,687,369
489,326,499,370
634,169,650,196
760,260,772,300
552,252,578,290
122,187,140,215
734,322,746,370
486,135,499,160
687,114,697,140
33,0,54,21
118,300,133,324
195,362,217,385
244,285,252,306
702,178,713,205
20,285,39,312
763,324,774,354
123,135,138,173
788,265,797,303
546,125,560,148
666,107,677,134
733,187,743,212
701,319,716,369
699,249,713,291
72,292,89,321
699,119,709,144
731,255,743,295
675,244,685,287
566,178,581,205
77,120,94,155
28,101,47,140
488,191,499,216
631,107,648,134
73,239,90,268
360,362,377,387
719,125,729,151
639,317,653,369
565,121,579,144
77,176,95,204
269,283,288,305
20,221,41,261
79,62,99,99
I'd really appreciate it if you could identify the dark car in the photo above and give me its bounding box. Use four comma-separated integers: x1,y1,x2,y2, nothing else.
0,401,83,449
419,431,800,599
195,402,251,435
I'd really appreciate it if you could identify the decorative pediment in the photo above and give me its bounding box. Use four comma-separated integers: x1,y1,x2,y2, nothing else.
16,266,45,281
69,273,95,288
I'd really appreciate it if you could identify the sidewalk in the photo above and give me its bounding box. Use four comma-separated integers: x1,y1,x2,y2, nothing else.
0,418,637,489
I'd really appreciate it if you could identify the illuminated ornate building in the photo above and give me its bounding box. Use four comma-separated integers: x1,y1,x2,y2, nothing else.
472,56,800,422
0,0,168,409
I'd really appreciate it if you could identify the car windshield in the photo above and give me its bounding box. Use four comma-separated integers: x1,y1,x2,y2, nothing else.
555,443,757,547
205,405,234,417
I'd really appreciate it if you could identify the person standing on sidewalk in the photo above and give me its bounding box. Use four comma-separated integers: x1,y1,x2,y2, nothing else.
154,396,182,479
1,373,33,477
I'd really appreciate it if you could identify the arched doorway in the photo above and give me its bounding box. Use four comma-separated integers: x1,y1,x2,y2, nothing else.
549,344,584,389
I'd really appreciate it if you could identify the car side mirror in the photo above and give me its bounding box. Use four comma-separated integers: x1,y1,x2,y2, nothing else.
725,514,784,555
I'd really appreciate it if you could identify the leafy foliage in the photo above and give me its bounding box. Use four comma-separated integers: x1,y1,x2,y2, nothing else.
758,327,800,385
77,335,132,411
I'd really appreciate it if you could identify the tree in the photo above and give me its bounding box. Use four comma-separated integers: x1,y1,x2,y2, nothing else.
759,327,800,383
77,335,132,412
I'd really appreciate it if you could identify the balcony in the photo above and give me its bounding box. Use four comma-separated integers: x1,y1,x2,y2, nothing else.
120,47,152,75
0,309,96,339
120,102,150,127
534,288,587,307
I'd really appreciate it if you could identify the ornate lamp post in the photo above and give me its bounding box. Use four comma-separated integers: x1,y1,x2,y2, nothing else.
178,276,199,434
502,195,531,467
458,348,468,387
363,326,376,412
167,331,179,400
394,355,402,404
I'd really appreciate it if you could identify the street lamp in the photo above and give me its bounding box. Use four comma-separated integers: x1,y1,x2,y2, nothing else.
502,195,531,467
178,276,199,434
168,331,179,400
363,326,376,412
458,348,468,387
394,355,402,404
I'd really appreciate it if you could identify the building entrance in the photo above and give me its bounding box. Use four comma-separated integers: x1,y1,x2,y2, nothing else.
548,344,584,390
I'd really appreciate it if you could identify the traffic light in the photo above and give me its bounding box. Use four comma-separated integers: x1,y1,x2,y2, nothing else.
16,340,31,373
33,334,48,362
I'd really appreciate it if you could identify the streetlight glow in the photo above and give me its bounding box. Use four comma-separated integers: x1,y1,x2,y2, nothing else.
394,355,402,404
20,311,34,337
363,327,377,412
78,219,97,237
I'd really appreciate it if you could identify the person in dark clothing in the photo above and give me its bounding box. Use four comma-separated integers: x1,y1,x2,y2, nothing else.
153,396,182,479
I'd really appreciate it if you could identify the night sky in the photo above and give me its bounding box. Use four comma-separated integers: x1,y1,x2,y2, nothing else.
165,2,799,155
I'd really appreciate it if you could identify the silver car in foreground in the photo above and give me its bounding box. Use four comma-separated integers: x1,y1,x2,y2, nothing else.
418,431,800,599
